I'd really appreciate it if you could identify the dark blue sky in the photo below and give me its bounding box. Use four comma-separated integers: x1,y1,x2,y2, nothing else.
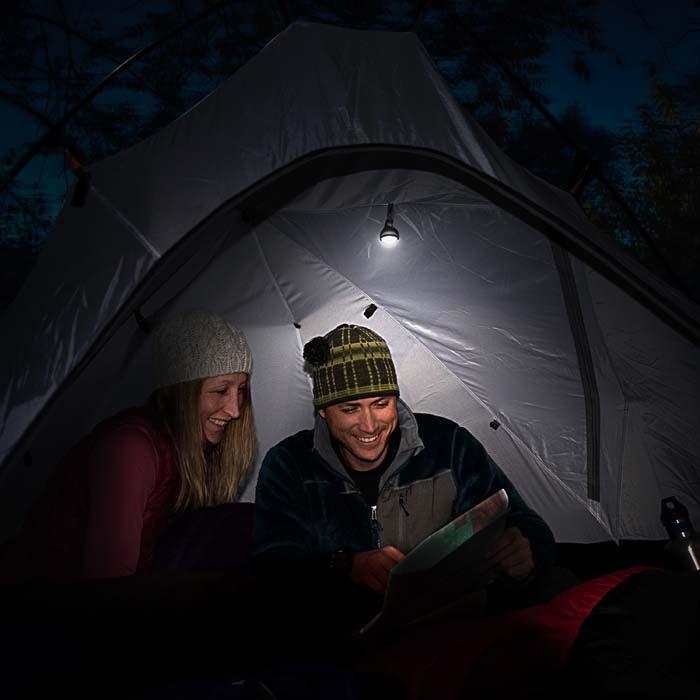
545,0,700,130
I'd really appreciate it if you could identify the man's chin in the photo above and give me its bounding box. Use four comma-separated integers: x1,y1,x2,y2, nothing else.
347,443,387,467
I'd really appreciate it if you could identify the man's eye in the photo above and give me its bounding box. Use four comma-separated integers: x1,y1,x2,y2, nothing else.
214,389,227,395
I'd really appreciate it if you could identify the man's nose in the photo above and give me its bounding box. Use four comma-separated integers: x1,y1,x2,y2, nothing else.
223,393,240,419
358,408,378,433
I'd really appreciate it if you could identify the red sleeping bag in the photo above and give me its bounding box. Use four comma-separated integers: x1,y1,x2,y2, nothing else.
362,566,659,699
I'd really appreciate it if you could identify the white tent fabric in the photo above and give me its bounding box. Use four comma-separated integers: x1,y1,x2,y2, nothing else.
1,22,699,544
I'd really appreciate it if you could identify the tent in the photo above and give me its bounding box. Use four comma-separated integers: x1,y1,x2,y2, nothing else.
1,21,699,547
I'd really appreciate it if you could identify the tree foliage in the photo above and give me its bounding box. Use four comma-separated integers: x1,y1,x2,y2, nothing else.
622,73,700,298
417,0,603,145
576,71,700,300
505,105,619,191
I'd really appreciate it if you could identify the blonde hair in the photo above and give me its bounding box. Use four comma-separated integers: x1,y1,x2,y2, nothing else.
150,379,257,511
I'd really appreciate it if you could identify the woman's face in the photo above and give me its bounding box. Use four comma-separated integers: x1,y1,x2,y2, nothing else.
198,372,248,445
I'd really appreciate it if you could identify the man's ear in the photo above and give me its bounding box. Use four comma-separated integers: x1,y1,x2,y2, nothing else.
319,408,326,419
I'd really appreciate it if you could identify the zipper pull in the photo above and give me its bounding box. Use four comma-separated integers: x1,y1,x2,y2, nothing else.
371,505,382,548
399,492,410,517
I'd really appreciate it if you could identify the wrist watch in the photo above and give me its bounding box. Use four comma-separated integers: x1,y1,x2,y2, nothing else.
329,547,353,573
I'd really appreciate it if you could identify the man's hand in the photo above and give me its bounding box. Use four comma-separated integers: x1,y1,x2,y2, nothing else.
486,527,534,581
350,546,405,593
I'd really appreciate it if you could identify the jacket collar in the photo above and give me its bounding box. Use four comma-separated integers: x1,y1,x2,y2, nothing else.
312,398,424,487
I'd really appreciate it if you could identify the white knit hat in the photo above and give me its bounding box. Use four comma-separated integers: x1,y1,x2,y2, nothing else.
154,310,252,388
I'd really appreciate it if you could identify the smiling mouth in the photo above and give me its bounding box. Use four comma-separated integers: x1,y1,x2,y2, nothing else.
356,434,380,444
209,418,230,427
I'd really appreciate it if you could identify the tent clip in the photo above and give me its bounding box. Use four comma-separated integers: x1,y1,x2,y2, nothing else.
63,146,91,208
489,420,500,430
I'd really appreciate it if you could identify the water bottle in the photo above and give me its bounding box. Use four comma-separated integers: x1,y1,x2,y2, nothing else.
660,496,700,572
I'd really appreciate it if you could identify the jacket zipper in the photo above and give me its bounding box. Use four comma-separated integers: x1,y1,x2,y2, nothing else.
371,505,382,548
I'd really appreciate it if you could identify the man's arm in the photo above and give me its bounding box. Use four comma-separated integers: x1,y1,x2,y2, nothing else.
451,426,556,579
253,444,404,593
252,444,317,566
252,444,391,633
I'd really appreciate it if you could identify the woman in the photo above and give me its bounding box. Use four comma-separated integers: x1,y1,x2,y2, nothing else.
0,309,256,583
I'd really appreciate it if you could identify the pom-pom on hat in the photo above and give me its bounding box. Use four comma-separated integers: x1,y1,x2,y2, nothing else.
154,309,252,388
303,324,399,409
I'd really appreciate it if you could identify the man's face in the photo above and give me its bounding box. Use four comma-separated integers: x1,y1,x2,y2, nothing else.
320,396,398,472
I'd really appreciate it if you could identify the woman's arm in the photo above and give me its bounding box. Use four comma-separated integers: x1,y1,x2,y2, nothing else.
82,427,158,579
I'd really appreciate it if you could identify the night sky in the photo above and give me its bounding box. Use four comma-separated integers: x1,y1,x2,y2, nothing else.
545,0,699,130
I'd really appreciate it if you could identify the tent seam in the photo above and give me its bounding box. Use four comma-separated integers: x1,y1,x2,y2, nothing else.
251,230,295,326
91,188,162,260
570,258,629,540
251,229,310,390
615,397,630,543
551,242,601,502
281,198,495,215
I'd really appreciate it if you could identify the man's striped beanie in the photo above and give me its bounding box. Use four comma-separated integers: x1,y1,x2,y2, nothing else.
303,324,399,409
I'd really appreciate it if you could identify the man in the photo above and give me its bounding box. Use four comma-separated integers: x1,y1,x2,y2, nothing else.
253,323,556,616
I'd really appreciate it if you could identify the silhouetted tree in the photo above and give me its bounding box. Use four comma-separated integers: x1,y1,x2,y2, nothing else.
616,72,700,299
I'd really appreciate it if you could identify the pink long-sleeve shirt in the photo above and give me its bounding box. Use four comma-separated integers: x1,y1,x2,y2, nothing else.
0,407,180,584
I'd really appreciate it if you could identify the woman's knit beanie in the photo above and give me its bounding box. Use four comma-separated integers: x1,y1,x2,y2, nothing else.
154,309,252,388
303,324,399,409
